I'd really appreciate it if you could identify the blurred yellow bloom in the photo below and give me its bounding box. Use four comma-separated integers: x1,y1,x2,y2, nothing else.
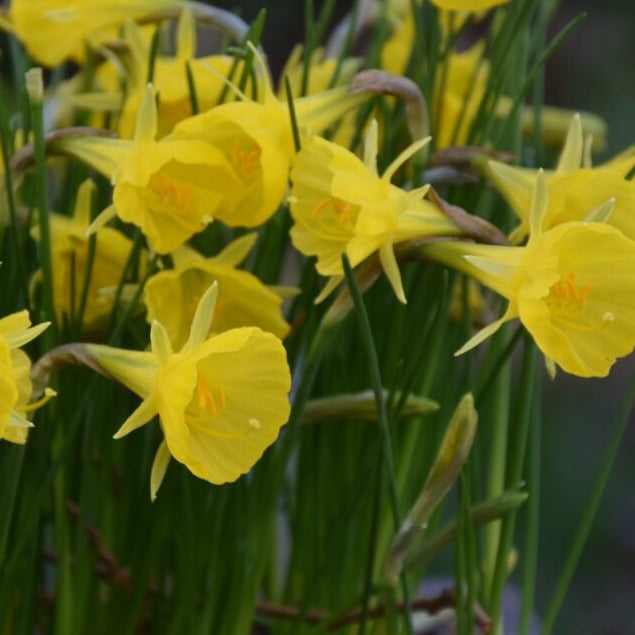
487,114,635,242
289,121,462,303
425,172,635,377
430,0,513,9
0,0,182,67
144,233,291,350
31,180,142,334
0,311,54,444
85,282,291,499
73,12,250,139
381,12,488,149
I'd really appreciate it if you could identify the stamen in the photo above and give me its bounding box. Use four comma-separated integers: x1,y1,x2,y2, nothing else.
231,139,262,177
310,197,357,224
149,171,193,210
548,273,590,310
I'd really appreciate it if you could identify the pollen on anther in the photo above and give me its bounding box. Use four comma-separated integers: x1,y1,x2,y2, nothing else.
602,311,615,323
249,418,261,429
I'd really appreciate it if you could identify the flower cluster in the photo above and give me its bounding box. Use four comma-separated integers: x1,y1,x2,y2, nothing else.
1,0,633,522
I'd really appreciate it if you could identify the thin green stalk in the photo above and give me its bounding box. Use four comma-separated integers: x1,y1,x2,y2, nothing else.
342,255,413,635
541,366,635,635
28,70,57,337
147,27,160,84
0,88,29,305
488,337,537,624
519,371,542,635
0,447,25,574
185,61,200,115
358,455,384,635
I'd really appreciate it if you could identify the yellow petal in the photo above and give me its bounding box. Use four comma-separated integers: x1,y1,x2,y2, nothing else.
150,440,171,501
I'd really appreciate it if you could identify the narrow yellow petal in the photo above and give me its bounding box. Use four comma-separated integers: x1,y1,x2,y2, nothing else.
177,7,196,60
150,440,171,501
583,197,615,224
212,233,258,267
151,321,173,365
363,119,379,176
113,398,157,439
182,282,218,352
455,305,516,356
86,205,117,236
528,169,549,239
314,276,343,304
556,113,583,172
4,322,50,350
134,84,158,144
382,136,431,184
379,241,407,304
73,179,96,228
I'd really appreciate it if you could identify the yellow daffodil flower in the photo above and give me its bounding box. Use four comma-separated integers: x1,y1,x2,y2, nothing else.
0,0,183,67
0,311,54,443
57,85,242,254
424,171,635,377
85,282,291,499
487,114,635,242
289,120,463,303
31,180,143,334
144,233,291,349
165,44,369,228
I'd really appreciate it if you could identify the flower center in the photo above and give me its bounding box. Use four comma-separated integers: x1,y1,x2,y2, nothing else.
547,273,590,311
149,171,193,211
197,374,226,417
546,272,615,332
231,139,262,178
311,196,357,225
194,374,260,439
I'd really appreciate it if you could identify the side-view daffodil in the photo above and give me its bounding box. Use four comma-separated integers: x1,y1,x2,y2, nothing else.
486,114,635,242
0,311,55,443
424,171,635,377
84,282,291,499
289,120,463,303
144,233,292,349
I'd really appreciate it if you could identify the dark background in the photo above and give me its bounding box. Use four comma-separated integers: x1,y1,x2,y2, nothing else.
213,1,635,631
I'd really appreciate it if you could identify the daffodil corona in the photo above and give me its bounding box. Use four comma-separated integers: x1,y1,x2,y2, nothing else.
85,282,291,499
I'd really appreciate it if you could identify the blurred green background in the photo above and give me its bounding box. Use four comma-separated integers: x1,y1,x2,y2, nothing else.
215,1,635,631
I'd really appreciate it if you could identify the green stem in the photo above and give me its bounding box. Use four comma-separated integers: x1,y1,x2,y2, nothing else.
541,366,635,635
520,371,542,635
488,336,537,624
342,255,413,635
29,76,57,336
